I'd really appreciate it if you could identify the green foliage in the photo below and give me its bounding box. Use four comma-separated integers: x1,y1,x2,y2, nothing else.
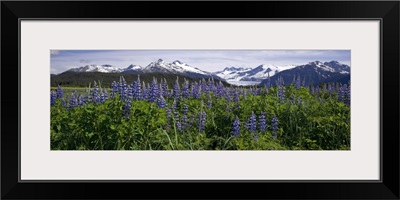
51,85,350,150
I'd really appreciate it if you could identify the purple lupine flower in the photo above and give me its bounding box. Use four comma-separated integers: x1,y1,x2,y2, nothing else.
100,90,106,103
232,116,240,137
130,81,137,99
173,111,180,130
216,82,224,97
126,85,132,101
173,78,180,99
181,115,188,130
162,78,169,97
61,99,66,107
234,91,240,104
271,115,279,139
110,81,118,98
157,95,167,108
181,80,189,99
191,82,197,98
158,83,164,99
93,82,100,103
122,96,132,119
276,76,285,87
278,86,285,103
207,79,215,92
50,91,57,106
193,82,202,99
172,98,177,112
78,95,84,106
183,104,189,115
246,111,257,133
201,79,209,92
198,111,206,132
142,81,148,100
135,76,142,100
84,89,90,103
228,87,235,97
225,92,231,104
259,112,267,133
148,78,159,103
56,85,63,99
119,76,127,96
68,91,78,109
176,121,182,132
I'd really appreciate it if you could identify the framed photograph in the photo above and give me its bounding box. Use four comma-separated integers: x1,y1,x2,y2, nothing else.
2,1,399,199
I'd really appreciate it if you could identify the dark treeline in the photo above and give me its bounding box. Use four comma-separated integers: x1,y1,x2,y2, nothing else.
51,71,231,88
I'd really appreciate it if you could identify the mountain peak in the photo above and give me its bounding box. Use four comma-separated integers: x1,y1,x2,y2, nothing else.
68,64,123,73
157,59,164,63
126,64,141,70
172,60,184,65
224,66,244,71
327,60,340,64
215,64,296,84
309,61,324,65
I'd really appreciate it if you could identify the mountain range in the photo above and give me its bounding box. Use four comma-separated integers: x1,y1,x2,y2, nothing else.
68,59,222,80
214,64,297,84
63,59,350,86
259,61,350,86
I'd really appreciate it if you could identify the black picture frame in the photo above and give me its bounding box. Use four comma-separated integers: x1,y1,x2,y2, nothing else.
1,1,399,199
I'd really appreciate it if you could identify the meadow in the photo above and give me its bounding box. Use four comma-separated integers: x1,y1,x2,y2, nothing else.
50,76,350,150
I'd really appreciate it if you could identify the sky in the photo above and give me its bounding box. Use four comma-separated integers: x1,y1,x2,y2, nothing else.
50,50,351,74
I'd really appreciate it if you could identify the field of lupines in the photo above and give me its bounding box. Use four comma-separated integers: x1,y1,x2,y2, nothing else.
50,75,350,150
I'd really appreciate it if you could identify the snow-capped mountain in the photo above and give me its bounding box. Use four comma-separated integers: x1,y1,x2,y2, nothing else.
323,61,350,74
126,64,142,70
122,64,143,74
65,59,222,80
214,64,296,82
140,59,222,79
213,67,252,81
64,60,349,86
68,64,124,73
259,61,350,86
143,59,208,75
